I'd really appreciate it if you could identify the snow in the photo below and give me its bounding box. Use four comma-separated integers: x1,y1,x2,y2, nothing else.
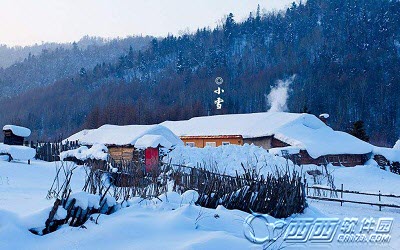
372,146,400,163
67,124,183,148
162,112,373,159
394,139,400,150
273,120,373,159
68,192,101,210
181,190,199,205
60,143,108,161
161,112,304,138
63,129,94,143
54,206,67,220
165,144,293,176
1,159,400,248
0,143,36,160
2,125,31,137
319,113,330,118
134,134,173,149
269,146,300,156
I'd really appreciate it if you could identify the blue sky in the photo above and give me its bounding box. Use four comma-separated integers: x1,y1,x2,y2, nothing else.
0,0,295,46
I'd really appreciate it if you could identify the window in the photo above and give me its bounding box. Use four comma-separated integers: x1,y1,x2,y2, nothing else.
222,141,230,146
185,142,195,147
205,142,216,147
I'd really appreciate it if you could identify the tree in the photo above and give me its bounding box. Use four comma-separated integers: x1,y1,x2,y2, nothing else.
176,50,185,74
301,104,311,114
224,13,236,43
79,67,87,77
349,120,370,142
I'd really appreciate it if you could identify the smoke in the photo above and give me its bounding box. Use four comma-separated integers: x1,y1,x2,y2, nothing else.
267,75,295,112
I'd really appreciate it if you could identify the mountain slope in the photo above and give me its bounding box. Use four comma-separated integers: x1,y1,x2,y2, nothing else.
0,36,152,98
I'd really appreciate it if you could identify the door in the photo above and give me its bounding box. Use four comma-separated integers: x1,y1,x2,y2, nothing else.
145,147,159,173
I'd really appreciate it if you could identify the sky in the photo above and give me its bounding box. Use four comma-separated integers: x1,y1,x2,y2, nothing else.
0,0,295,46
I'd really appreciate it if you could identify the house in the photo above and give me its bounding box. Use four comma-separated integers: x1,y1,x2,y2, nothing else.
161,112,373,167
1,125,35,163
3,125,31,146
65,124,183,169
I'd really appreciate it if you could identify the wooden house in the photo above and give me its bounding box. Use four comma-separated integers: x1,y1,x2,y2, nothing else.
3,125,31,145
65,124,183,171
180,135,243,148
161,112,373,167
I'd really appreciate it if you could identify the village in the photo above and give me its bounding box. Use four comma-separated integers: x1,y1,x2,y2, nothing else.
2,111,399,170
0,111,400,249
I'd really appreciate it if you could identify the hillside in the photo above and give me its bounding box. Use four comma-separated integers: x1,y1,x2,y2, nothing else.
0,0,399,145
0,36,152,98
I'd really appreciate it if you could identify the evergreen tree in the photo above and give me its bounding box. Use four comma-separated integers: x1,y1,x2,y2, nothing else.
301,104,311,114
349,120,370,142
79,67,87,77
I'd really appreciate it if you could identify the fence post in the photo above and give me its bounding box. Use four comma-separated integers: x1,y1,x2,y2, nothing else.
379,190,381,211
341,184,343,206
306,183,308,196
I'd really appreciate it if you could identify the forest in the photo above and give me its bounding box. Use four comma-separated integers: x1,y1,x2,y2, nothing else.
0,0,399,146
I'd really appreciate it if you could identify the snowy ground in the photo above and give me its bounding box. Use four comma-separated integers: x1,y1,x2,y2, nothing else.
1,157,400,249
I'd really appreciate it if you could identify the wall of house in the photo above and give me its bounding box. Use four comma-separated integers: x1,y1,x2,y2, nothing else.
3,130,24,145
243,136,272,148
108,146,135,161
243,136,290,149
181,137,243,148
295,150,367,167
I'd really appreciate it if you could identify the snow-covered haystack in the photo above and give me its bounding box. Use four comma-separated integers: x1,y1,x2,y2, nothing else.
0,143,36,161
60,144,108,161
164,144,294,176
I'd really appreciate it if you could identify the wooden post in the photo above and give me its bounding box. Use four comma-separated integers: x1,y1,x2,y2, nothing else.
306,183,308,196
340,184,343,206
379,190,381,211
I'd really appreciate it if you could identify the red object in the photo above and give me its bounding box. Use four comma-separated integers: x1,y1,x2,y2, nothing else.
145,147,159,172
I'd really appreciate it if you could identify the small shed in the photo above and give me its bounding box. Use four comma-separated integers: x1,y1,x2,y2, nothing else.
65,124,183,172
3,125,31,145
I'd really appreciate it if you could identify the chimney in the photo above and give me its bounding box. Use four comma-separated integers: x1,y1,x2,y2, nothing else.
319,113,329,125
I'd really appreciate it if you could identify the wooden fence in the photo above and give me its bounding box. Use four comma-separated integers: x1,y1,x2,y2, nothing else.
306,184,400,210
82,159,307,218
31,140,80,162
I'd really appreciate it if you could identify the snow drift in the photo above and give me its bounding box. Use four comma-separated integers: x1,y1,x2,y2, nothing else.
0,144,36,161
165,144,294,176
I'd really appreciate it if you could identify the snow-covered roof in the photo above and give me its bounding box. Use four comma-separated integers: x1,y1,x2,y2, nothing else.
63,129,94,143
66,124,183,148
134,135,173,149
161,112,373,158
3,125,31,137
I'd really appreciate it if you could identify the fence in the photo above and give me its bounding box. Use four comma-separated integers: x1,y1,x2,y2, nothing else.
32,140,80,162
82,159,307,218
306,184,400,211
